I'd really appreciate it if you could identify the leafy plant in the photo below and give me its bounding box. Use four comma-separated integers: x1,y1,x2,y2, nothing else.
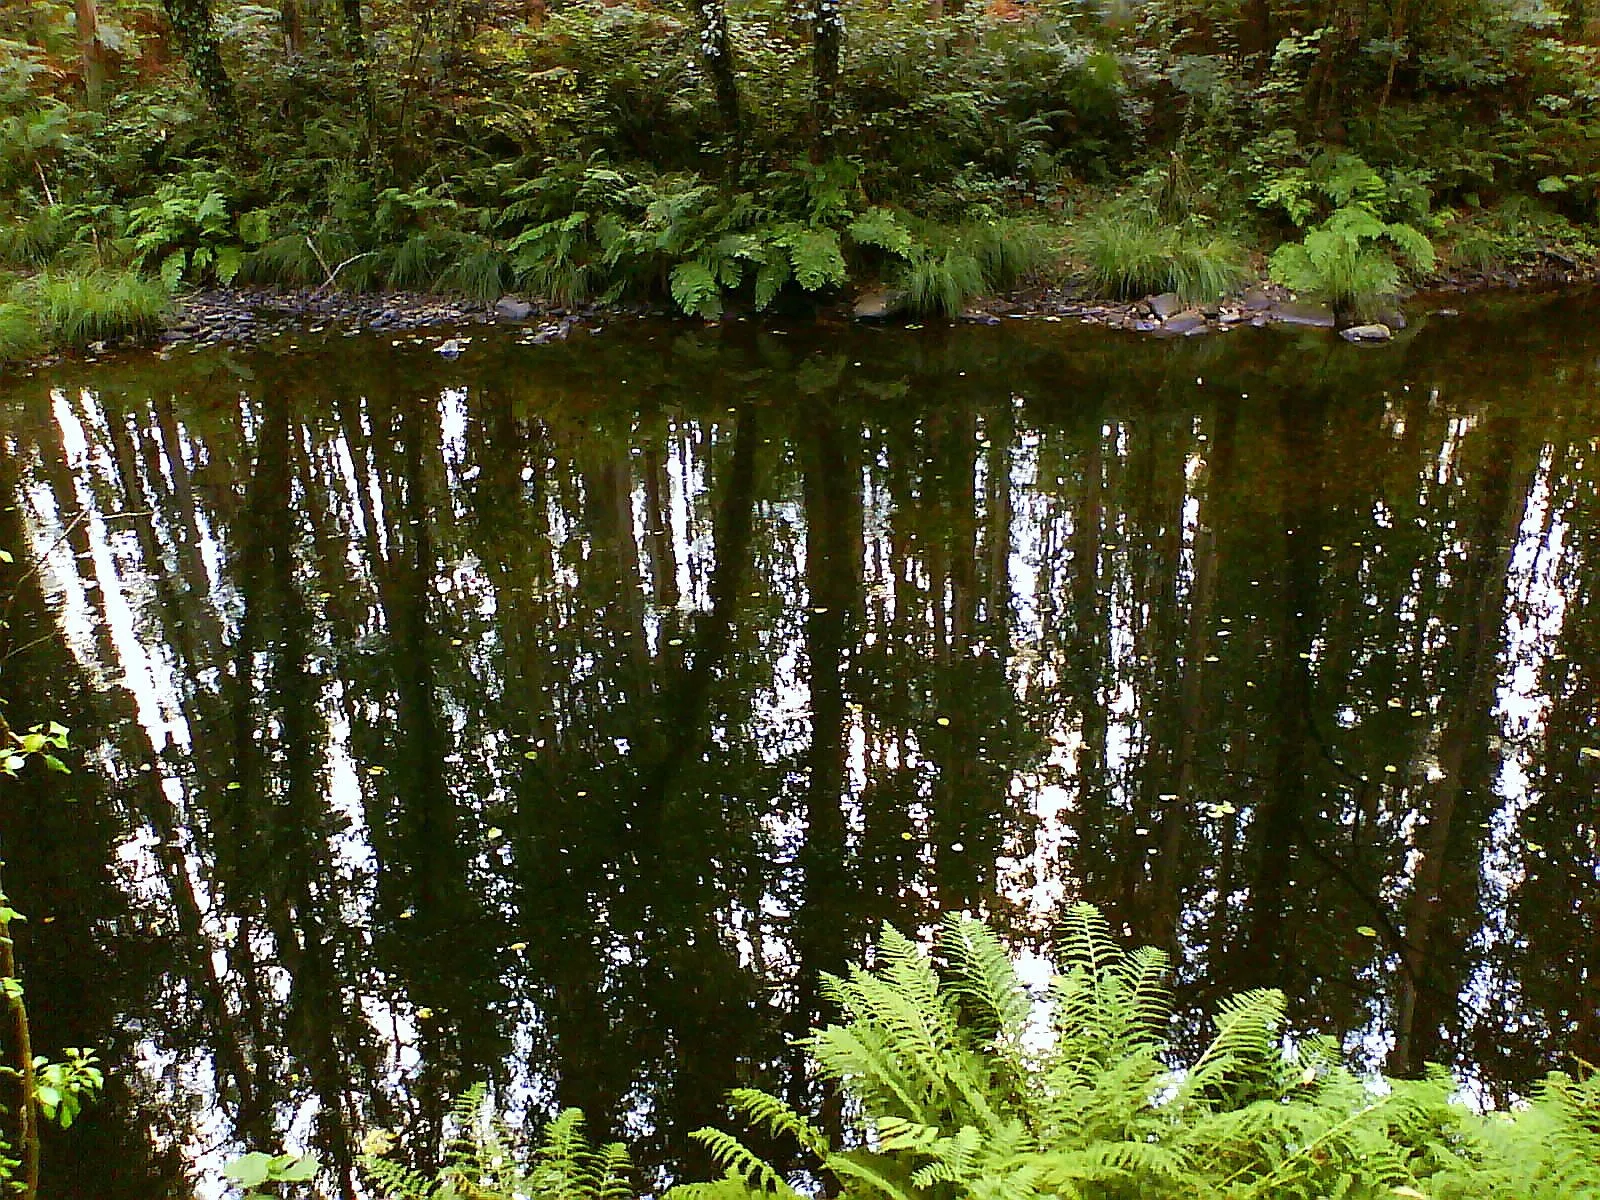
352,910,1600,1200
677,909,1600,1200
33,1050,102,1131
1269,205,1436,316
361,1086,633,1200
123,180,271,288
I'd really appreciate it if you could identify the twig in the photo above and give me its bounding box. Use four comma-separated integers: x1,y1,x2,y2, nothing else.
305,237,374,295
33,164,53,210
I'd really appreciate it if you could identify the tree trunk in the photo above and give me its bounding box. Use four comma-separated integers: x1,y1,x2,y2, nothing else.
340,0,377,141
696,0,742,155
75,0,110,107
811,0,842,159
160,0,240,131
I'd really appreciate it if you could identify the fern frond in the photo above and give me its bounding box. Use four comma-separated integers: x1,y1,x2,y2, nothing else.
727,1088,830,1159
688,1129,798,1198
938,915,1031,1046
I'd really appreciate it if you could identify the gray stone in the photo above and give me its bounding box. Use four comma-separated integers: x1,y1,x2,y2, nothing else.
960,309,1001,326
1163,311,1209,336
1376,306,1407,331
1269,300,1337,328
852,289,904,321
1241,287,1273,312
1147,292,1183,320
495,295,533,321
1340,323,1394,343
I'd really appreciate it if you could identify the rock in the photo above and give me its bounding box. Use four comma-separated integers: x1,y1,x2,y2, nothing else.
1146,292,1183,320
852,289,904,321
1376,306,1407,331
435,338,467,359
1163,311,1209,336
1240,287,1273,312
1268,300,1337,328
960,309,1002,326
1340,323,1394,343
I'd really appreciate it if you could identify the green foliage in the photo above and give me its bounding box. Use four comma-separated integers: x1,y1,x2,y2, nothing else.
361,911,1600,1200
123,178,271,288
360,1086,633,1200
0,300,41,366
223,1152,319,1200
33,1050,103,1131
1077,212,1248,303
671,908,1600,1200
14,269,171,350
1269,206,1436,317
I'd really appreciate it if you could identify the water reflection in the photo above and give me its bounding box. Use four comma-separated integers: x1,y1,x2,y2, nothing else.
1,299,1598,1199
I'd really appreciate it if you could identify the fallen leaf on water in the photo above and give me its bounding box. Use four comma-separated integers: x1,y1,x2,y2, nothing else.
1580,747,1600,760
485,826,503,841
1356,925,1378,937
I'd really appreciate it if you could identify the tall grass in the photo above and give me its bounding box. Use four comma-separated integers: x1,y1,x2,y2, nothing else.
1077,212,1248,304
18,270,170,349
895,217,1054,317
0,300,43,364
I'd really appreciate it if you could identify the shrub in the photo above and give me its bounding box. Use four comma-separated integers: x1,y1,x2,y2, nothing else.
1269,205,1435,317
18,270,170,349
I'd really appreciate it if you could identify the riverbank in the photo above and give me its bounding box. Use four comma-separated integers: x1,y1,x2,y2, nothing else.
0,253,1584,373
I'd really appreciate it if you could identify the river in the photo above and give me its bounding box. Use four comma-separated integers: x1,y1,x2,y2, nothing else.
1,294,1596,1197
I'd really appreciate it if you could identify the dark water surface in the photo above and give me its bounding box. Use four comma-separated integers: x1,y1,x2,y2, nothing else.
2,297,1598,1197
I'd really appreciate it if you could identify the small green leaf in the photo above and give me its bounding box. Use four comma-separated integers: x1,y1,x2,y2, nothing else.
224,1153,274,1189
1356,925,1378,938
271,1155,319,1182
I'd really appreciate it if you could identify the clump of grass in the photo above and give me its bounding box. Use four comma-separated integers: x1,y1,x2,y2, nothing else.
241,233,325,286
20,269,170,349
0,300,43,365
436,236,514,302
1077,212,1248,303
898,248,987,318
0,208,70,268
894,217,1054,317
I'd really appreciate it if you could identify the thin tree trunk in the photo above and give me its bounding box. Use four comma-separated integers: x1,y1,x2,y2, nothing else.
696,0,742,156
811,0,842,159
160,0,240,131
75,0,109,107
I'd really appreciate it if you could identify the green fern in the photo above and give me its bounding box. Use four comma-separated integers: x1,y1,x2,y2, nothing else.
358,912,1600,1200
362,1087,635,1200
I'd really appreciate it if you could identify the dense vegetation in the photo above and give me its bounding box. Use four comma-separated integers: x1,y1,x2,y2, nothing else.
2,0,1599,354
341,911,1600,1200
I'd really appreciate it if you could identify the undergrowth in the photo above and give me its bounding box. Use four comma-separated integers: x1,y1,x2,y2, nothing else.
10,270,170,351
1076,213,1248,305
348,909,1600,1200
